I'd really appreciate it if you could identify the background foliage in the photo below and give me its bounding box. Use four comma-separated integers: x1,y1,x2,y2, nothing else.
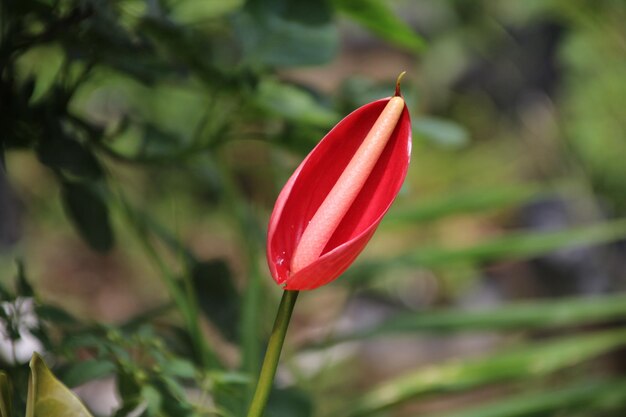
1,0,626,416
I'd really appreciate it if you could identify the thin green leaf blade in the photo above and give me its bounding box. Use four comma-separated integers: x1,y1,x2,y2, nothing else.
386,184,545,224
430,379,626,417
347,218,626,283
341,293,626,340
343,329,626,417
410,218,626,267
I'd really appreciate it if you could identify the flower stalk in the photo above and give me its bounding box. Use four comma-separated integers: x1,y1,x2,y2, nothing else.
246,290,299,417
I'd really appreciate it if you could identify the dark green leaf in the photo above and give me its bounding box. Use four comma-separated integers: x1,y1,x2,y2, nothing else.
61,181,114,252
247,0,333,26
192,260,240,342
37,134,102,180
152,377,194,417
15,260,34,298
267,387,313,417
116,368,142,405
0,282,10,302
138,124,185,159
0,168,21,249
36,305,79,326
138,17,240,89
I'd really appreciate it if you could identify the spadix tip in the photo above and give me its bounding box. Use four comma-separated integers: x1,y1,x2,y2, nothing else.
395,71,407,97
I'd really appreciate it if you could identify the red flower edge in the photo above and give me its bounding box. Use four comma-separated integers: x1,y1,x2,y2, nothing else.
267,97,412,290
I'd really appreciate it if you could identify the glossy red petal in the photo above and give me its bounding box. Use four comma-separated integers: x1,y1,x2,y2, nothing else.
267,98,412,290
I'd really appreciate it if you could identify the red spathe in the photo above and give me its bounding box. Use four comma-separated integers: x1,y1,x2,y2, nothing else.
267,97,412,290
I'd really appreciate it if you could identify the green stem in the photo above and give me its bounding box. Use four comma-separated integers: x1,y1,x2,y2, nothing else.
114,191,216,368
213,155,265,397
246,290,299,417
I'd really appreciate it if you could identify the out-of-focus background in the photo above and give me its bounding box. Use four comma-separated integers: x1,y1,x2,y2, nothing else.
1,0,626,416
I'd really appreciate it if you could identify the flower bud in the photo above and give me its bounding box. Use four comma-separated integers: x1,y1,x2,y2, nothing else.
267,76,412,290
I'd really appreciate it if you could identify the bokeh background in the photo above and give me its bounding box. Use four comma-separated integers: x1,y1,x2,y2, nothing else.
1,0,626,416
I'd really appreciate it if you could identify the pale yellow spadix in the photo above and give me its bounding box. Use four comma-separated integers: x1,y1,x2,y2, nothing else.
290,96,405,273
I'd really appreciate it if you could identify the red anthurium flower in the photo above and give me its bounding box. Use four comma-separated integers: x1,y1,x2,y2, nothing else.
267,75,412,290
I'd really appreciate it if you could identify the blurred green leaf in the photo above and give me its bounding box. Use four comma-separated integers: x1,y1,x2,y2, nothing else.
162,358,196,379
192,260,240,342
333,0,426,52
61,181,114,252
115,368,141,410
137,124,185,159
337,293,626,341
0,167,21,249
141,385,162,416
0,372,12,417
26,353,94,417
61,359,116,388
561,15,626,211
139,17,239,88
413,116,470,149
171,0,244,23
407,218,626,267
15,45,65,104
246,0,333,26
267,386,313,417
350,218,626,282
255,80,340,128
430,379,626,417
386,184,545,224
235,0,338,67
210,370,252,386
37,134,102,181
15,260,34,298
36,305,78,326
152,376,194,416
344,329,626,417
338,76,396,109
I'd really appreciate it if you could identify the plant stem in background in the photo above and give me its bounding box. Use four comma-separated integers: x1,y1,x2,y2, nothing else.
246,290,299,417
114,191,217,368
